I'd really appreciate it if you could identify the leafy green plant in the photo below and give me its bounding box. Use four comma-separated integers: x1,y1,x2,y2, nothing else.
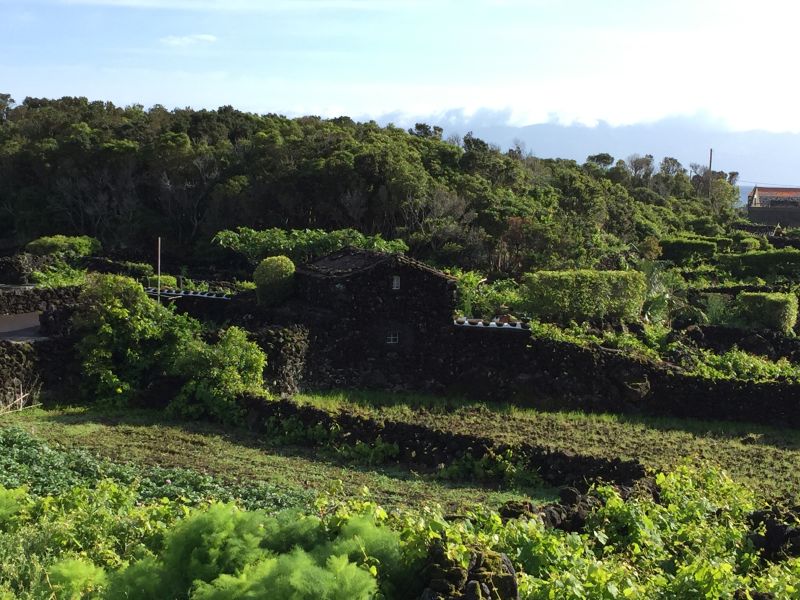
718,248,800,281
30,258,87,288
25,235,101,257
659,237,717,265
73,274,267,422
214,227,408,265
689,347,800,383
253,255,295,306
168,327,266,424
521,269,646,323
449,268,522,318
734,291,798,334
144,274,178,289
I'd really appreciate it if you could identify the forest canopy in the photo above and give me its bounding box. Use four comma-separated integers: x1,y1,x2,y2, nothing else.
0,94,740,275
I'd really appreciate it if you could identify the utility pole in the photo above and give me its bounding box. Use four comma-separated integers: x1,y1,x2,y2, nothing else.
157,236,161,305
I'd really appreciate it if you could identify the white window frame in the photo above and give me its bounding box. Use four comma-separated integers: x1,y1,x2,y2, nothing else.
386,331,400,344
392,275,401,290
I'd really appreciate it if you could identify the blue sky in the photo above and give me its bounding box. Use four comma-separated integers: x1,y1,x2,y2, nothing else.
3,0,798,133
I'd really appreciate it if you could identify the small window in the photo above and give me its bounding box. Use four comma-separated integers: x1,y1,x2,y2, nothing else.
386,331,399,344
391,275,401,290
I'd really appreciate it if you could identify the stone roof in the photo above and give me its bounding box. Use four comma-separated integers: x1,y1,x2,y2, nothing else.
296,247,456,280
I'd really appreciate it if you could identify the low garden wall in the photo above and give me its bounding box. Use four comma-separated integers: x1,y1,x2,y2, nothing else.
0,253,57,285
249,320,800,428
0,286,81,315
241,396,647,490
0,337,78,407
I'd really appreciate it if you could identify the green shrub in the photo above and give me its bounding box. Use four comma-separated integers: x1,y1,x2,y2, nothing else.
521,270,646,323
659,237,717,264
450,269,521,317
73,274,267,422
718,249,800,280
214,227,408,265
168,327,266,424
85,257,154,278
730,231,764,253
253,255,295,306
26,235,101,257
735,292,798,334
144,274,178,289
159,503,268,596
45,557,107,599
30,259,87,288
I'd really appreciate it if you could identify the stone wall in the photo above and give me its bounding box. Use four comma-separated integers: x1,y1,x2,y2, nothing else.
689,325,800,362
250,317,800,427
0,341,40,407
0,286,81,315
0,337,78,407
0,253,58,285
250,325,310,395
749,206,800,227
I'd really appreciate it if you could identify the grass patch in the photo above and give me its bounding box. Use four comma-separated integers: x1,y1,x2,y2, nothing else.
0,406,557,510
295,389,800,500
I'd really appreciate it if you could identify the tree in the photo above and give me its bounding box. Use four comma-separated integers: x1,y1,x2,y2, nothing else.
586,153,614,168
0,93,13,123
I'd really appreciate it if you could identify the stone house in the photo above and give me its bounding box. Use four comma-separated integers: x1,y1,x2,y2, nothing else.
294,247,458,385
748,186,800,226
296,246,457,350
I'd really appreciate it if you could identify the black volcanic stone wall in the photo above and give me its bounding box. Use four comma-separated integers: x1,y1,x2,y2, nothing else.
0,341,39,405
0,253,58,285
247,316,800,427
0,286,81,315
241,397,647,490
251,325,310,395
0,337,78,405
688,325,800,361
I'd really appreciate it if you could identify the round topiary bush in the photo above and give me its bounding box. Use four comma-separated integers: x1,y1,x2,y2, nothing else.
253,255,295,306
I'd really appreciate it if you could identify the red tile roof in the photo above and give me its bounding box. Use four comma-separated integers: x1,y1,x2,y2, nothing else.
751,186,800,198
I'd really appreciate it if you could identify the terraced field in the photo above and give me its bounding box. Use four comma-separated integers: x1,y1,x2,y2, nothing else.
0,406,557,510
293,390,800,500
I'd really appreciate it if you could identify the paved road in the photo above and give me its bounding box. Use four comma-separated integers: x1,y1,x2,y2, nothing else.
0,312,47,342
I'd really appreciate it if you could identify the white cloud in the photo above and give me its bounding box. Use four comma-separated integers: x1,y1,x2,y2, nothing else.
159,33,217,46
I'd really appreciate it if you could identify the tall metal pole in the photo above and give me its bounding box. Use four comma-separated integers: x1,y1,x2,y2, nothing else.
157,236,161,305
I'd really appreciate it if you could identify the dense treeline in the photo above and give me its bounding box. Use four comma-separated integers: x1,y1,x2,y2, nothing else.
0,94,739,273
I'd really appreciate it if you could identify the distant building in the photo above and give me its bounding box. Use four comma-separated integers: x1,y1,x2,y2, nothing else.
748,186,800,226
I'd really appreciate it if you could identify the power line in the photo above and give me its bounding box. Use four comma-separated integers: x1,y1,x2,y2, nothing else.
739,180,800,187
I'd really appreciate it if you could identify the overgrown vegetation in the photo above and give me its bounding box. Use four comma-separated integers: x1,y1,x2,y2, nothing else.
215,227,408,265
73,274,266,423
0,437,796,600
25,234,101,257
1,96,739,275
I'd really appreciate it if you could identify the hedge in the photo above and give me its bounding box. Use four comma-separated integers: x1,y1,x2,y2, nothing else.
718,249,800,279
735,292,798,334
26,235,101,257
254,255,295,306
145,275,178,289
659,237,717,265
521,270,646,323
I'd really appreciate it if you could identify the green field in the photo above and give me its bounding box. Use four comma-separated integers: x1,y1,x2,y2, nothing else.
0,405,556,510
293,390,800,500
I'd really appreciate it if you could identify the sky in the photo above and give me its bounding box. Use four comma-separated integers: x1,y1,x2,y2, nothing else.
3,0,800,183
